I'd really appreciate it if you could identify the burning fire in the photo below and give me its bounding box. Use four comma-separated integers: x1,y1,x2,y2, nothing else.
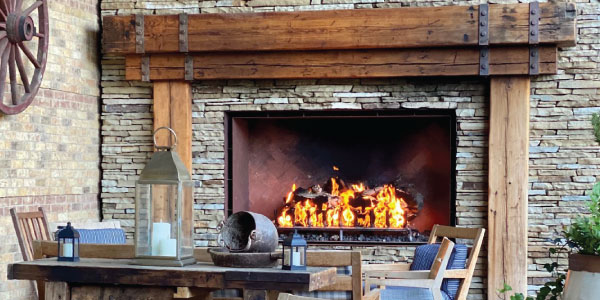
277,177,409,229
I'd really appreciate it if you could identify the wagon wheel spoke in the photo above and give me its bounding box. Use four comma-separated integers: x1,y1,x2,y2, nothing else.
15,0,21,13
14,43,29,93
0,41,11,102
0,32,6,40
0,9,6,21
17,41,39,68
22,0,41,16
0,1,10,16
8,45,17,104
33,32,43,38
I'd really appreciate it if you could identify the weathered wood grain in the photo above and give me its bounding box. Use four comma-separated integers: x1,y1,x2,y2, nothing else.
9,258,335,292
124,46,557,81
488,77,530,298
71,285,175,300
103,3,575,54
45,282,70,300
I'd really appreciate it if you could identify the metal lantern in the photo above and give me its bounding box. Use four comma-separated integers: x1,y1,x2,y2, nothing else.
282,230,307,270
57,222,80,262
134,127,196,267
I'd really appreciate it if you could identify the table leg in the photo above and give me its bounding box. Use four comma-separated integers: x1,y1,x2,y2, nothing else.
45,282,70,300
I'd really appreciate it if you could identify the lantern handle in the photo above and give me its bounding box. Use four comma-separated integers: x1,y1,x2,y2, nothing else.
153,127,178,150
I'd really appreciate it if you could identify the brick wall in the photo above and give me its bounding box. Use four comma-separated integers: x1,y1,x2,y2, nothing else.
0,0,101,299
98,0,599,299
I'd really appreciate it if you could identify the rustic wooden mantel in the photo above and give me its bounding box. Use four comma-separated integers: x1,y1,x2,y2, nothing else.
102,2,576,298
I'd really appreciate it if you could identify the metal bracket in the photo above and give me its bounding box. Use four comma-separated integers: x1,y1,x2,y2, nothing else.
478,4,489,76
135,14,144,54
479,47,489,76
529,2,539,45
478,4,489,46
141,56,150,82
185,55,194,81
529,2,540,75
529,46,539,75
179,14,188,53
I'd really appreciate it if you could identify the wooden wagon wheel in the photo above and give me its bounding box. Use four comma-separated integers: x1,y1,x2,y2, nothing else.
0,0,48,115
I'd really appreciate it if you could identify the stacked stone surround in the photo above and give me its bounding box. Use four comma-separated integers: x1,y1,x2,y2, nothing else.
0,0,101,299
99,0,599,299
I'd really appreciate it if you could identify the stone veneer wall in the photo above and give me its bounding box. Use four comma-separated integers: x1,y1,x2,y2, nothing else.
0,0,101,299
100,0,599,299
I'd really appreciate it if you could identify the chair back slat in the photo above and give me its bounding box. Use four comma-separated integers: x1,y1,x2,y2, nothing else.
429,237,454,285
10,207,52,262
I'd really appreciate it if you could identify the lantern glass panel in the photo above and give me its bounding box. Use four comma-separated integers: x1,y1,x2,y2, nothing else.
283,245,290,268
294,246,305,266
180,181,194,258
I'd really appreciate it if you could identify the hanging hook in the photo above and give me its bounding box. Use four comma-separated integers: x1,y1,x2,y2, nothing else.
152,127,178,151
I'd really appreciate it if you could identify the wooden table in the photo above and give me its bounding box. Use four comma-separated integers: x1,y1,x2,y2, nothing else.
8,258,337,300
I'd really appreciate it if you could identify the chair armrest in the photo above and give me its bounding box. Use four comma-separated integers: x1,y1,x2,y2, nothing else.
365,278,436,290
362,263,411,272
365,270,429,279
444,269,468,278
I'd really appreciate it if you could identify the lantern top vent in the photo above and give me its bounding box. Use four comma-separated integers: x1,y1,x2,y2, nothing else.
138,127,192,184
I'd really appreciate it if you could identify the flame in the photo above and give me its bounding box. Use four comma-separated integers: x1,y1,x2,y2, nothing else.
331,178,339,196
277,178,408,229
285,183,297,204
278,207,293,227
333,166,339,171
352,183,366,193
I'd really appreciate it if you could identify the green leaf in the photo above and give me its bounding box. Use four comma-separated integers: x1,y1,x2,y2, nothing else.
499,283,513,293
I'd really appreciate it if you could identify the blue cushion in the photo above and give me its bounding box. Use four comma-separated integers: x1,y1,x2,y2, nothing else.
410,243,468,300
77,228,126,244
381,286,451,300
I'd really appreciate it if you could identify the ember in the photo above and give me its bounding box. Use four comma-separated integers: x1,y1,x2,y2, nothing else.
276,171,420,229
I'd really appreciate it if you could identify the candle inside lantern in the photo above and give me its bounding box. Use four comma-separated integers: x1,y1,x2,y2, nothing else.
292,251,301,266
158,238,177,256
151,222,171,256
62,242,73,257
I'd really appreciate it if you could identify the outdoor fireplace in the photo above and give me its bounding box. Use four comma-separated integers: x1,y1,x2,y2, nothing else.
226,110,456,244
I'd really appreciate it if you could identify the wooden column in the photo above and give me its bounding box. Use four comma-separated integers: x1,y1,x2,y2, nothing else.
488,77,530,298
153,81,193,170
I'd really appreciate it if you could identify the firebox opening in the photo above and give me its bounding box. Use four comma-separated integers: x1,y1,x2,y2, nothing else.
226,110,456,244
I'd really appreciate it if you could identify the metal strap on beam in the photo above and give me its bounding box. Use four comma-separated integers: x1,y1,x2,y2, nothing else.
179,14,189,53
135,14,144,54
529,2,540,75
141,56,150,82
185,55,194,81
479,4,489,76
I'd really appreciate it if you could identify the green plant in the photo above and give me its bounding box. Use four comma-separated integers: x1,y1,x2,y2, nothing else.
563,181,600,256
497,243,566,300
593,113,600,144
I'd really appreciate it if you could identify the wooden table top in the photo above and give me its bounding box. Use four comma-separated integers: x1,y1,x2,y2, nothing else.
8,258,337,291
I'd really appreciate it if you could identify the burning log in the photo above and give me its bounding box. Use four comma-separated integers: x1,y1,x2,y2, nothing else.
275,175,422,229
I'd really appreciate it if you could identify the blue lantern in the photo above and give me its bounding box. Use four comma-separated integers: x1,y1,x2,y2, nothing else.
57,222,80,262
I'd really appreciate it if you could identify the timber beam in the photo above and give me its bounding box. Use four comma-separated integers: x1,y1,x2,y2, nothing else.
103,2,575,54
125,46,557,81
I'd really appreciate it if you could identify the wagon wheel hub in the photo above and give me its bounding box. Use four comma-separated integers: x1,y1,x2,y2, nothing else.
0,0,49,115
6,14,35,43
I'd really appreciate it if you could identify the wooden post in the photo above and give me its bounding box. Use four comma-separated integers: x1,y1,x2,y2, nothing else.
488,77,530,298
152,81,193,223
45,282,70,300
153,81,192,170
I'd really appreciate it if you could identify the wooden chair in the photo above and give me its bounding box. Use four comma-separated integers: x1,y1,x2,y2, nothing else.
362,225,485,300
10,207,51,300
10,207,51,262
364,237,454,300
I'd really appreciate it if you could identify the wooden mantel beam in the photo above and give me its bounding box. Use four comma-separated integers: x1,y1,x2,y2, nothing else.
125,46,557,81
103,2,575,55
